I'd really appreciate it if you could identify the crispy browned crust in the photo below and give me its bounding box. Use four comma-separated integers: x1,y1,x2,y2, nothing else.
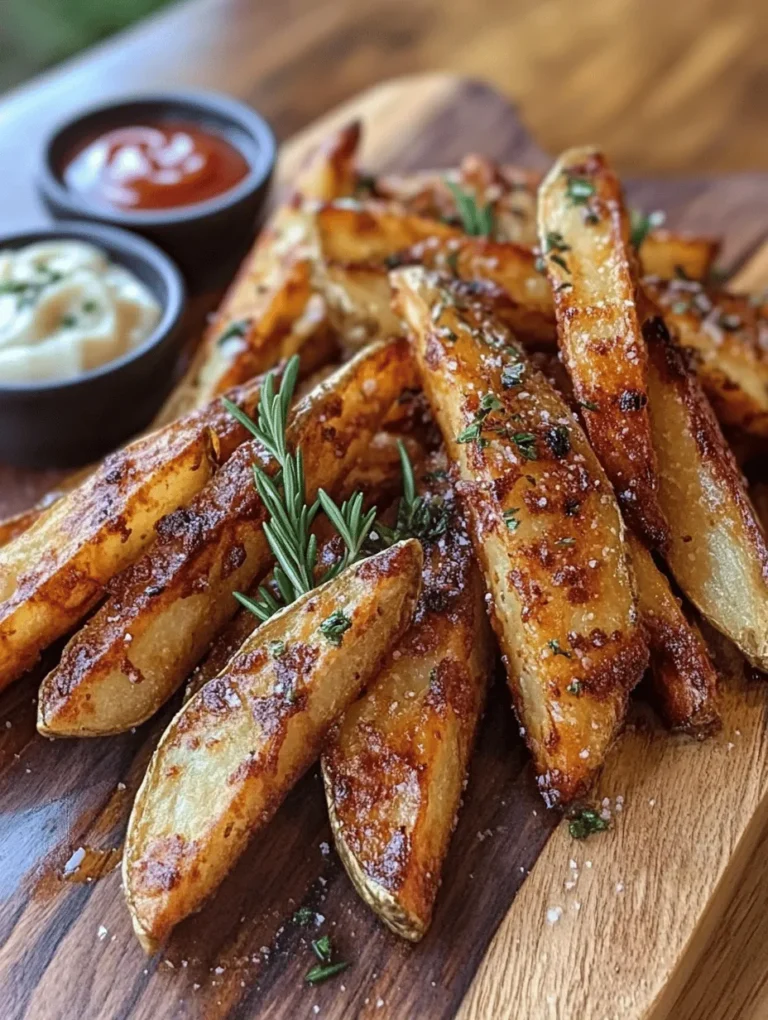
638,230,719,282
647,278,768,438
393,267,647,805
627,533,720,736
538,146,669,549
123,538,422,952
0,375,272,691
36,339,417,736
642,307,768,668
322,454,494,940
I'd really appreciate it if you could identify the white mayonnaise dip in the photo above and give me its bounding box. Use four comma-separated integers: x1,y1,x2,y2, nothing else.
0,240,162,384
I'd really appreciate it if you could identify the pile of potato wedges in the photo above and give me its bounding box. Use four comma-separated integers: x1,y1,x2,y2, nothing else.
2,120,768,954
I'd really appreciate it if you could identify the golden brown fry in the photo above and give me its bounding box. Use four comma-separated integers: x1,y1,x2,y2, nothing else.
538,146,669,549
37,338,417,737
123,539,423,953
154,122,361,425
639,229,719,282
627,532,720,736
185,430,417,701
642,310,768,669
0,375,272,691
323,457,493,940
394,268,647,805
648,279,768,438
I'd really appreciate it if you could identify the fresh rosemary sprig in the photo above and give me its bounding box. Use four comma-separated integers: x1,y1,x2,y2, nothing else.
373,441,450,547
445,179,495,237
222,356,376,622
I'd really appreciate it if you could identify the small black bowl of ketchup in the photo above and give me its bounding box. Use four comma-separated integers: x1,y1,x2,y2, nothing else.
37,91,276,289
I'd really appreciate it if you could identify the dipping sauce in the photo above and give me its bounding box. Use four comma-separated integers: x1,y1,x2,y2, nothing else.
0,241,161,384
62,122,250,212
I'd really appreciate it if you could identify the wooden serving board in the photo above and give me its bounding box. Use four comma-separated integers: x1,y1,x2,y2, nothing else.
3,74,768,1020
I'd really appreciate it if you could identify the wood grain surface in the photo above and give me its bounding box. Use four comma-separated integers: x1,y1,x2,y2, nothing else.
2,74,768,1020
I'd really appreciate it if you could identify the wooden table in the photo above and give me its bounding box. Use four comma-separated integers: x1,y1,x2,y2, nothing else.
1,2,768,1017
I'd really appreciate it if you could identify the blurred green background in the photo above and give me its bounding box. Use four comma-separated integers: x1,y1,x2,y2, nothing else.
1,0,175,92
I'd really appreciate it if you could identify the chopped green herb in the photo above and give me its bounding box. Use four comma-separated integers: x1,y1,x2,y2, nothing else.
59,314,78,329
293,906,315,926
549,253,571,274
425,468,448,482
534,256,546,273
217,318,252,346
568,807,609,840
565,173,595,206
566,680,583,696
320,610,352,646
555,282,573,293
512,432,538,461
674,265,691,281
456,392,502,447
0,280,28,296
671,301,690,316
503,508,521,532
548,639,572,658
545,425,571,459
312,935,333,962
268,640,286,659
305,961,349,985
501,362,526,388
354,173,377,197
578,399,599,412
445,179,495,237
445,249,461,275
82,299,99,314
373,441,451,548
629,208,665,249
544,231,571,254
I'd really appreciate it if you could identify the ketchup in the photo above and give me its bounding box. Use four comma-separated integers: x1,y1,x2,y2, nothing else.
62,122,250,211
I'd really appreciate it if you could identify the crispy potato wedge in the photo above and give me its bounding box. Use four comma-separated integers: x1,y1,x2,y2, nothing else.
627,533,720,736
37,338,417,737
154,123,361,424
123,539,423,953
185,430,418,701
312,202,556,345
322,457,494,940
642,310,768,669
638,229,719,283
538,146,668,549
0,374,275,691
394,268,647,804
376,160,718,279
647,278,768,438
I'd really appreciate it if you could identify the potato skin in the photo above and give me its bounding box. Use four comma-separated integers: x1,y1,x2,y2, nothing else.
394,268,647,805
0,373,272,691
627,533,720,736
123,539,423,953
37,338,417,737
322,456,494,940
538,146,669,550
642,310,768,669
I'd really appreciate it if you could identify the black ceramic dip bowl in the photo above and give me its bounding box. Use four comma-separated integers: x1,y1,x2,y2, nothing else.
0,222,185,469
36,90,276,289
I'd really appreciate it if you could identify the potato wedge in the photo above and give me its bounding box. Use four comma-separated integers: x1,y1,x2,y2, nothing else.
322,456,494,940
627,532,719,736
647,278,768,438
538,146,668,549
393,268,647,805
184,430,417,701
312,202,556,345
638,229,719,283
37,338,417,737
154,122,361,424
123,538,423,953
642,310,768,669
0,374,275,691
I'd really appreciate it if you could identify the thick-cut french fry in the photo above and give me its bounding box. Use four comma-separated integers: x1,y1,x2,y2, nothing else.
627,533,720,736
123,539,423,953
647,279,768,438
37,338,417,737
639,229,719,283
184,430,417,701
393,268,647,805
642,311,768,669
323,456,494,940
312,203,556,345
154,122,361,425
538,146,669,549
0,374,274,691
